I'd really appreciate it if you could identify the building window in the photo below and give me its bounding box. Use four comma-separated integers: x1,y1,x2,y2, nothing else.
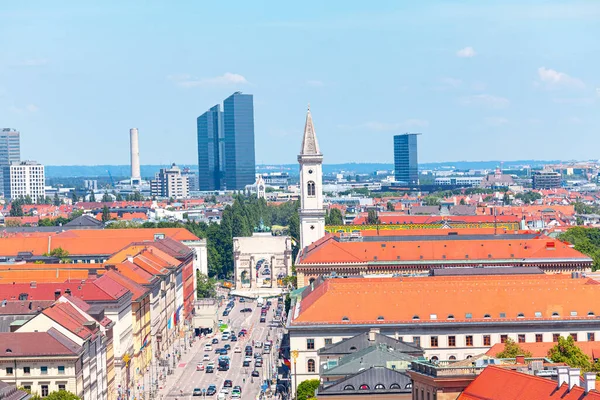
588,333,595,341
430,336,438,347
466,336,473,346
307,359,315,372
41,385,49,397
307,181,316,197
553,333,560,342
306,338,315,350
58,366,65,374
413,337,421,347
23,385,31,391
518,334,526,343
535,334,543,343
324,338,333,346
23,367,30,375
58,384,66,391
571,333,578,342
500,335,508,344
448,336,456,347
6,367,13,375
483,335,491,346
40,366,48,375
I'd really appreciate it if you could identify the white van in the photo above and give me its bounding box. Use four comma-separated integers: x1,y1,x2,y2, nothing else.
204,344,213,351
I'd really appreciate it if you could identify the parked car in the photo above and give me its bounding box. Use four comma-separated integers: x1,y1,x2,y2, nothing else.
212,338,219,344
260,316,266,323
193,388,202,396
241,308,253,313
196,363,204,371
203,354,210,361
234,346,242,353
252,370,260,377
224,380,233,388
206,385,217,395
231,335,238,342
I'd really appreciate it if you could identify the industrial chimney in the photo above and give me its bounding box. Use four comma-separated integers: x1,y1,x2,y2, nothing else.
130,128,141,185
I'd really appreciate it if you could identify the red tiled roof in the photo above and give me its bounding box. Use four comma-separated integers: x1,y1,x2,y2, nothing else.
297,234,591,265
458,366,600,399
102,269,148,301
0,328,82,357
291,275,600,326
0,277,128,302
42,301,100,340
352,213,520,225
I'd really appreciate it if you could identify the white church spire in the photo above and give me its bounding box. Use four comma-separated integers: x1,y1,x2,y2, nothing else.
298,105,326,255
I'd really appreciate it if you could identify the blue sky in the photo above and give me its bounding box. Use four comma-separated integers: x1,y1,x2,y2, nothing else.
1,1,599,165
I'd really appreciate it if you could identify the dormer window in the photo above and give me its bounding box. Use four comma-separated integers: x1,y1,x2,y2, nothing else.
570,311,578,317
377,316,384,321
535,312,542,318
552,312,559,317
483,314,491,319
517,313,525,318
447,314,454,320
588,311,595,317
412,315,420,320
342,316,349,321
465,313,472,319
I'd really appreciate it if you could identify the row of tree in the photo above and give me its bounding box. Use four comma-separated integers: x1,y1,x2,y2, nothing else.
559,227,600,271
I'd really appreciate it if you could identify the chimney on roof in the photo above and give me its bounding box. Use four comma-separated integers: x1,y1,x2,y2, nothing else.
84,320,97,330
368,328,380,342
515,355,525,364
557,367,569,388
584,372,596,393
88,269,98,279
54,290,61,301
65,288,71,295
568,368,581,390
30,281,36,288
127,256,134,263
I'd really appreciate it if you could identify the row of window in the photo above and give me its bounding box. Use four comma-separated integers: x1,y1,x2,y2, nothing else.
412,311,596,320
21,384,66,397
343,383,411,391
429,332,593,348
5,366,65,375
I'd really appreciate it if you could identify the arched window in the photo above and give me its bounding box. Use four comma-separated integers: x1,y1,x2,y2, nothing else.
307,359,315,373
374,384,385,390
449,355,457,360
430,356,439,362
307,181,316,196
589,311,595,317
349,346,357,351
405,383,413,389
552,312,559,317
483,314,491,319
412,315,420,320
389,383,401,389
309,277,316,285
342,316,349,322
447,314,454,320
343,385,355,391
359,384,370,390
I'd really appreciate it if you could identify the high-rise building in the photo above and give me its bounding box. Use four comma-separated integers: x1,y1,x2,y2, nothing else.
532,170,562,189
223,92,256,190
7,161,45,202
197,93,256,191
0,128,21,197
197,104,223,191
393,133,420,185
150,163,189,199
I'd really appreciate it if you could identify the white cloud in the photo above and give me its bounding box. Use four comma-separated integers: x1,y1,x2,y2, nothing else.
456,46,476,58
485,117,509,127
8,104,39,114
18,58,49,67
459,94,510,109
306,80,324,87
537,67,584,89
168,72,248,87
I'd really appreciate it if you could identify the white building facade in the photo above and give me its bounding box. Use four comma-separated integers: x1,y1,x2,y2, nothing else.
7,161,45,201
150,163,189,199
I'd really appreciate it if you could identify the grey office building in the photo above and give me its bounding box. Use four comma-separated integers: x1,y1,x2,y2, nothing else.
0,128,21,196
393,133,419,185
197,92,256,191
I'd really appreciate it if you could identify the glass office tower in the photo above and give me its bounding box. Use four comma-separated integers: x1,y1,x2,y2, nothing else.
394,133,419,185
197,105,223,191
0,128,20,197
223,92,256,190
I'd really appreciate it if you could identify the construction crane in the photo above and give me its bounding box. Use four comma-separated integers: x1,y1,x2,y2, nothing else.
106,170,115,188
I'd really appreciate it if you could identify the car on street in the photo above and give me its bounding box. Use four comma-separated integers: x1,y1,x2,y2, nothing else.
260,316,266,323
217,393,226,400
239,297,245,303
255,341,263,348
252,370,260,377
193,388,202,396
254,353,262,359
240,307,252,313
224,380,233,388
212,338,219,344
206,385,217,395
206,365,214,373
231,335,238,342
196,363,204,371
243,359,251,367
234,346,241,353
203,354,210,361
204,344,213,351
215,348,227,355
255,359,263,367
224,344,231,351
222,309,230,316
220,388,229,395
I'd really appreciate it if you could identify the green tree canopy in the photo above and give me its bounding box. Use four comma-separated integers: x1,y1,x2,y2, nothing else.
101,205,111,222
423,196,441,206
515,191,542,205
367,209,379,224
89,191,96,202
495,338,533,358
53,193,62,206
386,201,395,211
559,227,600,271
548,335,592,371
326,208,344,225
101,191,112,202
296,379,320,400
10,199,24,217
196,272,217,298
45,390,81,400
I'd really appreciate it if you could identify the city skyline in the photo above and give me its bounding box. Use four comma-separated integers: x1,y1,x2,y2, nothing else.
1,1,599,166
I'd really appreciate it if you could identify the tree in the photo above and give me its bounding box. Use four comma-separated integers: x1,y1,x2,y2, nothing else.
325,208,343,225
548,335,592,371
495,338,532,358
296,379,320,400
423,196,441,206
71,209,84,219
386,201,395,211
197,272,217,298
459,198,466,205
101,205,111,222
101,191,112,202
89,191,96,202
10,199,24,217
53,193,62,206
116,193,123,202
503,192,512,205
44,247,71,263
23,195,33,205
559,227,600,271
367,209,379,225
45,390,81,400
71,191,78,204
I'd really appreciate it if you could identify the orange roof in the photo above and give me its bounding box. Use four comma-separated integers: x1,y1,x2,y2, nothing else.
0,269,91,283
291,275,600,326
352,213,519,225
486,341,600,360
459,366,600,399
345,228,529,237
297,234,591,265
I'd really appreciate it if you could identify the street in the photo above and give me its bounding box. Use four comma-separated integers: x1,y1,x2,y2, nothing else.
158,296,284,399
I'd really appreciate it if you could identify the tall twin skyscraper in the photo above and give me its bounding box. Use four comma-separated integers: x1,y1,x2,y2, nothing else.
197,92,256,191
0,128,21,196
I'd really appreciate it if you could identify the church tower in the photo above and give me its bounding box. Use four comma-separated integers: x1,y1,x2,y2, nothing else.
298,106,326,251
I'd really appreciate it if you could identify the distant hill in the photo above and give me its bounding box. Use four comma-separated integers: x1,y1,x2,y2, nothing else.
45,160,570,178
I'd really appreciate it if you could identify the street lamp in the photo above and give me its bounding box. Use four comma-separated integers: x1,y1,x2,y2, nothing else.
291,350,299,400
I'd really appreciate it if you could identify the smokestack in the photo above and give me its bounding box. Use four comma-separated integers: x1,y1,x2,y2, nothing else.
130,128,141,185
